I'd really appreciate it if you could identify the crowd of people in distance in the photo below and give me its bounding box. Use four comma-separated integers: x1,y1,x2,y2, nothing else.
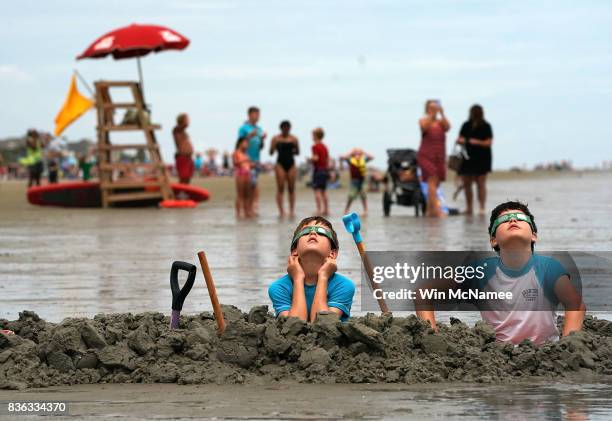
5,100,496,219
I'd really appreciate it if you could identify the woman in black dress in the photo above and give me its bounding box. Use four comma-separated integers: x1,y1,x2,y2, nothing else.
456,105,493,215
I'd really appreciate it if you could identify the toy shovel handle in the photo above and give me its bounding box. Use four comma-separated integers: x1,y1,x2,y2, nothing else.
342,212,363,243
342,212,390,314
170,261,197,312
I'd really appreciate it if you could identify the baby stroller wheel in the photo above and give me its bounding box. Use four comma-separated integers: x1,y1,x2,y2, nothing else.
383,191,392,217
413,190,421,216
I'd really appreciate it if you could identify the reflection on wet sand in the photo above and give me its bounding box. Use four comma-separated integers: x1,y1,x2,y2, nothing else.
1,172,611,323
1,381,610,419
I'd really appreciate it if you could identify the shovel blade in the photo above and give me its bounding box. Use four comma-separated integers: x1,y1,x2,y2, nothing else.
342,212,362,243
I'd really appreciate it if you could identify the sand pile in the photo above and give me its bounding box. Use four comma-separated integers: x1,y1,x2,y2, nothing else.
1,307,612,390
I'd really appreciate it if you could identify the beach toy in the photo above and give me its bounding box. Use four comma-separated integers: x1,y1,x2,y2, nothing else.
342,212,363,244
342,212,390,314
159,199,197,208
169,261,197,329
197,251,226,335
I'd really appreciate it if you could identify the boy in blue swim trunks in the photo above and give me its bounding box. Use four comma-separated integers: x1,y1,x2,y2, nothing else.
268,216,356,322
418,201,585,345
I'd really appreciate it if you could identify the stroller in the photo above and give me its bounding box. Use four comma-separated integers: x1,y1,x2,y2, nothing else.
382,148,426,216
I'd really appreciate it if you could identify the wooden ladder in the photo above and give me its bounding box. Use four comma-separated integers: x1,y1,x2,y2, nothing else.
94,81,174,207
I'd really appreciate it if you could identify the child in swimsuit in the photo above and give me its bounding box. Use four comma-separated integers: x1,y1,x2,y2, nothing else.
340,148,373,216
233,137,254,218
311,127,329,216
269,120,300,217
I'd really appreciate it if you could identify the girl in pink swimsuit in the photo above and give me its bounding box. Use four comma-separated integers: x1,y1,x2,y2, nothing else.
233,137,254,218
417,100,451,217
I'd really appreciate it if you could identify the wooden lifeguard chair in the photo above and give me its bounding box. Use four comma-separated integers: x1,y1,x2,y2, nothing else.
94,81,174,207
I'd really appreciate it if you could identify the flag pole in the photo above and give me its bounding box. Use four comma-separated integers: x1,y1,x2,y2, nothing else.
73,68,95,97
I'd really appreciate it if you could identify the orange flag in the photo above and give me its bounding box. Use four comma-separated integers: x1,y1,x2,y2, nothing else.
54,74,94,136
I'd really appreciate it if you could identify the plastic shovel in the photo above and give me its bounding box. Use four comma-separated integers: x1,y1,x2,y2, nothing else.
342,212,390,313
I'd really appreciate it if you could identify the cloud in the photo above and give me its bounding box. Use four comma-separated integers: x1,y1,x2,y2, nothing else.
0,65,33,82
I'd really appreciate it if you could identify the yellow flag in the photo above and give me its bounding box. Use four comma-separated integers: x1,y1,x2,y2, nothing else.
54,74,94,136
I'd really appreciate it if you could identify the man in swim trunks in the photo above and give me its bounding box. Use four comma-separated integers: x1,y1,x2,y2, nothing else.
417,201,585,345
268,216,355,322
341,148,373,216
173,113,194,184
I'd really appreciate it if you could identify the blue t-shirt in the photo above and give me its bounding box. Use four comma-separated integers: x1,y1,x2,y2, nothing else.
238,122,263,162
268,272,356,322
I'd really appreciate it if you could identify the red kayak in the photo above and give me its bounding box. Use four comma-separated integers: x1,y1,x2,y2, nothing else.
27,181,210,208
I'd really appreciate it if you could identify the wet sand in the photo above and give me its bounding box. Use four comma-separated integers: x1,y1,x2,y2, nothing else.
2,171,612,419
1,170,611,323
2,381,612,420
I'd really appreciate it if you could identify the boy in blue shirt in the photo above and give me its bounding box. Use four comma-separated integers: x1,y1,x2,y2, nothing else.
418,201,585,344
269,216,356,322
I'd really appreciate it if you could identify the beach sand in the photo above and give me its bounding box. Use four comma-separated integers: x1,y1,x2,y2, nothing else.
1,170,612,419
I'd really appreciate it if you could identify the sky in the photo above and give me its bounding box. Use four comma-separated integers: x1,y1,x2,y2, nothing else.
1,0,611,169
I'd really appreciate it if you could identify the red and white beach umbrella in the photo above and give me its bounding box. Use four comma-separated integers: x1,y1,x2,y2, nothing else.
77,23,190,92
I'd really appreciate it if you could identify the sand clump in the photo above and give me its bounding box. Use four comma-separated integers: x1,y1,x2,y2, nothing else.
1,307,612,390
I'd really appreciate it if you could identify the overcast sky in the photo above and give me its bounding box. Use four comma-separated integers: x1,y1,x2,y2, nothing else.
2,0,611,168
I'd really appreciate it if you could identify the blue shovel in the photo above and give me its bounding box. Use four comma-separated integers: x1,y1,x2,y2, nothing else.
342,212,390,313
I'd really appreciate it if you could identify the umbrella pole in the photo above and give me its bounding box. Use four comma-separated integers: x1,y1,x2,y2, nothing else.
137,57,146,106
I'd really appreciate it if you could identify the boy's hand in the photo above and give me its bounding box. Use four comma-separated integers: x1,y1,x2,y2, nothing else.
318,257,337,281
287,255,305,283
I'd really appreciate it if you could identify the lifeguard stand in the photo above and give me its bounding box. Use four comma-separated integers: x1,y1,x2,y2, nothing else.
94,81,174,207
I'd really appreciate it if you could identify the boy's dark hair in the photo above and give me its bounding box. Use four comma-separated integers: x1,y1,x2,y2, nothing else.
280,120,291,130
489,200,537,253
291,216,339,251
247,106,260,115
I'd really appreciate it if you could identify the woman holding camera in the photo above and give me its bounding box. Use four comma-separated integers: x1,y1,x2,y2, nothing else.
418,99,451,218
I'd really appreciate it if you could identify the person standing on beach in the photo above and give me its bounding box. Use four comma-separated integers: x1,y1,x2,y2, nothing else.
233,137,254,218
20,129,44,187
341,148,374,216
417,100,450,217
194,153,203,177
173,113,194,184
44,133,62,184
457,104,493,215
270,120,299,218
238,107,266,214
311,127,329,216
